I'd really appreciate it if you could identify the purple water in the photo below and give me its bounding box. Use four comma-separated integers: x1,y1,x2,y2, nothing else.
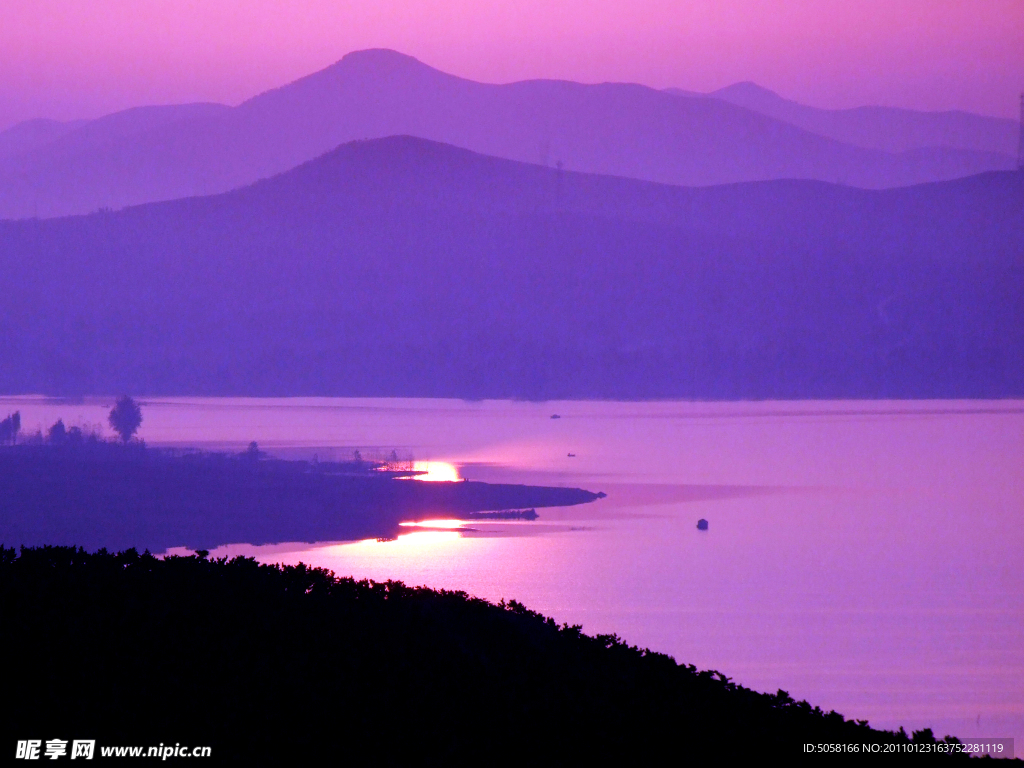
6,396,1022,745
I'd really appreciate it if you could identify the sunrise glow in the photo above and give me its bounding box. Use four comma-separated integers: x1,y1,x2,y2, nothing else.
411,461,461,482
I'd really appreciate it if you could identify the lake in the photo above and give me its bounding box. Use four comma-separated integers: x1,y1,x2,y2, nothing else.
4,395,1022,747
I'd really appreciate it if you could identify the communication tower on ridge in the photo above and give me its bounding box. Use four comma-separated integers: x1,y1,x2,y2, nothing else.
1018,93,1024,171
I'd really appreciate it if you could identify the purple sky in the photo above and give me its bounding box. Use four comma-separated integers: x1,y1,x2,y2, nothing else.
2,0,1022,130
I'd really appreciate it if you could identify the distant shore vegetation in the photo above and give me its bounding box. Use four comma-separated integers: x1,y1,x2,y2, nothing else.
1,396,142,448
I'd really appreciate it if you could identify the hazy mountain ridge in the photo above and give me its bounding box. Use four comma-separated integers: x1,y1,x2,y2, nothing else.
0,103,231,157
0,49,1016,219
1,136,1020,399
0,118,89,160
674,81,1020,157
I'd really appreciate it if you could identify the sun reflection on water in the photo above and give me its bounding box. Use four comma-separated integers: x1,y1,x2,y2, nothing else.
411,461,460,482
352,530,463,548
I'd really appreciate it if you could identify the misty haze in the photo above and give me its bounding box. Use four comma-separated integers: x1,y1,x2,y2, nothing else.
2,7,1022,762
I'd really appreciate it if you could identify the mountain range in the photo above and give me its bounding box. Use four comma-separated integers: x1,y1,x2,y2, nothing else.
0,49,1017,219
2,136,1020,399
668,82,1018,156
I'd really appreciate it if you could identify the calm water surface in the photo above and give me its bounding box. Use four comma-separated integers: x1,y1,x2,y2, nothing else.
6,396,1022,745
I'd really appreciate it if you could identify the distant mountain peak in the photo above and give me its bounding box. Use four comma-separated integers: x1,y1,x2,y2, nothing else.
335,48,431,72
711,81,786,102
240,48,443,110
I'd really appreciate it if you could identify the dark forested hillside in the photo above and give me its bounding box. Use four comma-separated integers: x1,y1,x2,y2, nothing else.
1,137,1021,399
2,547,973,763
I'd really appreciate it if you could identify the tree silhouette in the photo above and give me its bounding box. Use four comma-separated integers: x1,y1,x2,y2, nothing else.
47,419,67,445
0,411,20,445
108,396,142,443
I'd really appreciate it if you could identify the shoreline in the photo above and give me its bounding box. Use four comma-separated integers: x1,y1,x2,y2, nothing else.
0,444,602,553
